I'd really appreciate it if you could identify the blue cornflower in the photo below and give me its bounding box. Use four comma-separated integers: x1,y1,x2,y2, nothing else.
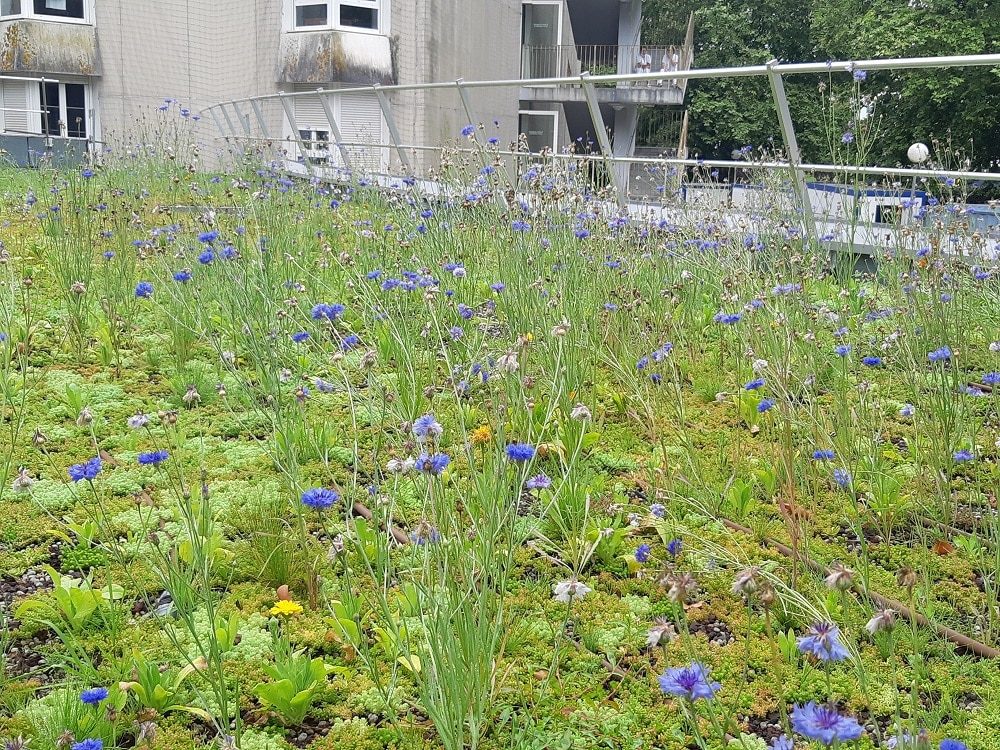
853,69,867,81
797,621,850,662
301,487,339,509
461,124,475,137
861,356,882,367
658,662,721,701
173,269,192,283
291,331,310,343
490,282,505,293
506,443,535,462
953,450,974,463
72,741,104,750
412,414,443,443
68,457,102,482
812,449,835,461
137,450,169,466
637,356,650,371
666,538,682,557
198,230,219,244
744,378,765,391
449,326,463,340
457,304,474,320
197,249,214,265
526,473,552,490
928,346,952,362
981,372,1000,386
81,168,95,178
416,452,450,476
311,303,345,321
900,403,915,417
834,344,851,357
841,131,854,144
341,334,360,350
757,398,775,413
635,544,651,563
714,311,742,325
833,468,852,489
135,281,154,298
770,735,794,750
102,250,115,259
80,687,109,704
650,503,666,519
791,702,863,745
512,219,531,232
940,741,967,750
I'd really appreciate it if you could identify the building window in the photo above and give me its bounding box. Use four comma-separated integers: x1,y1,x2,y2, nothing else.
290,0,382,32
40,81,88,138
298,128,330,164
1,0,89,20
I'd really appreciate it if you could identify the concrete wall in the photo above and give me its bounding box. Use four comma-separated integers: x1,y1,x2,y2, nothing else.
389,0,521,174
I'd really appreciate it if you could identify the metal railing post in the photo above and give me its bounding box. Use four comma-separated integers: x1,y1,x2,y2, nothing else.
374,84,412,175
317,90,354,175
455,78,489,169
580,72,626,208
278,92,319,179
227,102,252,137
766,59,817,245
207,107,229,142
249,99,271,140
219,104,241,145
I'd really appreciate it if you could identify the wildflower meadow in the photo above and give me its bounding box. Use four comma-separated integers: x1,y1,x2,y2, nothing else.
0,104,997,750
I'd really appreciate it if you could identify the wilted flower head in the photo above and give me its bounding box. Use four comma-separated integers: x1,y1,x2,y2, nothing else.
552,578,591,603
665,571,697,603
646,617,676,648
570,402,591,421
731,566,762,596
410,519,442,545
127,413,150,430
496,350,519,373
865,608,896,634
824,562,854,590
11,467,34,494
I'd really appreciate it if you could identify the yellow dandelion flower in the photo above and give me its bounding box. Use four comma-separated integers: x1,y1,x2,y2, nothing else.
470,425,493,445
269,599,304,617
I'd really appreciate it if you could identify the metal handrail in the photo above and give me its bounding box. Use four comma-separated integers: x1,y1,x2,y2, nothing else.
202,53,1000,240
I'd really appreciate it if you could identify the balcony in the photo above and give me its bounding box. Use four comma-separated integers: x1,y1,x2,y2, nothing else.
519,43,691,106
0,18,98,75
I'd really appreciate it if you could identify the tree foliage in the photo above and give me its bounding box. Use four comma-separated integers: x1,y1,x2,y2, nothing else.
642,0,1000,168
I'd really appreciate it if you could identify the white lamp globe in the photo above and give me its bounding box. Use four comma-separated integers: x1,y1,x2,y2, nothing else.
907,142,930,164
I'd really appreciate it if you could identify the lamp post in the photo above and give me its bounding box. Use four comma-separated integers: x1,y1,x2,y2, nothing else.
906,142,929,219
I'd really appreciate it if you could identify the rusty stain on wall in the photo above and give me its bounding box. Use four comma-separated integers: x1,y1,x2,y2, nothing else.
0,20,100,76
277,30,395,85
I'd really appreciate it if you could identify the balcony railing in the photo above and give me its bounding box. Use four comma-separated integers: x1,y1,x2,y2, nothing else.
521,43,693,88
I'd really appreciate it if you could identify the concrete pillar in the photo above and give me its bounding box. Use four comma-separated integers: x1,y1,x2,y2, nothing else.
617,0,642,75
612,103,638,198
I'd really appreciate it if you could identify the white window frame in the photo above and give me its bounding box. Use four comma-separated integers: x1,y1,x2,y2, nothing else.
521,0,563,45
0,0,95,25
287,0,388,35
518,108,559,154
39,79,93,139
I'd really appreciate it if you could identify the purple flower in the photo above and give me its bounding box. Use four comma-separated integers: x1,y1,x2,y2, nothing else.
834,344,851,357
940,741,967,750
658,662,721,701
526,473,551,490
928,345,952,362
861,356,882,367
841,131,855,144
68,457,103,482
72,741,104,750
173,269,192,283
666,538,682,557
311,303,345,321
412,414,443,443
80,687,109,705
461,124,475,137
301,487,339,509
757,398,775,413
506,443,535,462
134,281,154,298
770,735,794,750
797,621,850,662
137,450,169,466
744,378,765,391
853,69,867,82
833,468,852,489
291,331,310,343
635,544,651,563
416,452,450,476
650,503,666,519
197,249,214,265
953,450,974,463
791,702,863,745
812,449,835,461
